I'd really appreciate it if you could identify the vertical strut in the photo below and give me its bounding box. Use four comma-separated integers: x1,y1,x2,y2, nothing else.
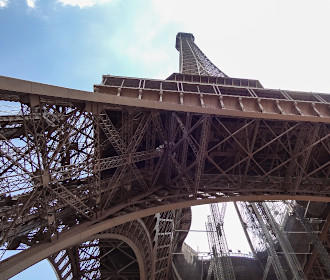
261,202,305,280
176,32,227,77
251,203,288,280
206,203,236,280
233,202,257,258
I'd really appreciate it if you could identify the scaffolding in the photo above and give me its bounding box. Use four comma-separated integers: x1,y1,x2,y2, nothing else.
261,202,305,280
235,201,308,280
294,204,330,276
205,203,236,280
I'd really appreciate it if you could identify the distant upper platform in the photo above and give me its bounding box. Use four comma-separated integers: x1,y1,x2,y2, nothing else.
167,72,263,89
176,32,195,51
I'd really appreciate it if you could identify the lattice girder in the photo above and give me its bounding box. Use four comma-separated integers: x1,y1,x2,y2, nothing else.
0,31,330,279
175,32,227,77
0,92,329,277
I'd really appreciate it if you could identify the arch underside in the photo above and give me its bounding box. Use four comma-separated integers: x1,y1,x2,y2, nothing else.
49,237,142,280
47,209,191,280
0,196,329,279
48,220,151,280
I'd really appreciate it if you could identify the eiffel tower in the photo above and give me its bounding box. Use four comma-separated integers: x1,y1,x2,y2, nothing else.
0,32,329,279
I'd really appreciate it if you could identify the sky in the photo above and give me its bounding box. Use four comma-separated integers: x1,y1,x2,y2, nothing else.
1,0,330,278
185,203,252,255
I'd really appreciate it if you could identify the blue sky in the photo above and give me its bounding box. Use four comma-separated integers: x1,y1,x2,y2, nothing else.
1,0,330,92
0,0,180,91
1,0,330,278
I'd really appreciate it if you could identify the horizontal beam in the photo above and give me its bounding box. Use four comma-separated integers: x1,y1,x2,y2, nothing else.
166,73,263,88
1,75,329,123
96,78,330,123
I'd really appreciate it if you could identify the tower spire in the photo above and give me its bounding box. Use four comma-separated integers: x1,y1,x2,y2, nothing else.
176,32,227,77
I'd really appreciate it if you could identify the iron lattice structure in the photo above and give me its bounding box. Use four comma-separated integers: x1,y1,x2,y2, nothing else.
175,33,227,77
206,203,236,280
0,32,329,279
235,201,330,280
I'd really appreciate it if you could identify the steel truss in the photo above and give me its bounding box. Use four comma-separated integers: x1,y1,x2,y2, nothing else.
235,201,330,280
0,32,329,279
237,202,287,279
0,89,329,278
175,32,227,77
206,215,224,280
206,203,236,280
259,202,305,280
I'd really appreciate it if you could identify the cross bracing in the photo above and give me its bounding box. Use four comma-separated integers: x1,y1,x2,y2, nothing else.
0,32,329,279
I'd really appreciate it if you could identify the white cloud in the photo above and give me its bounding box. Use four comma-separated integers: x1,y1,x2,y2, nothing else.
57,0,113,8
26,0,36,8
107,5,178,79
150,0,330,93
0,0,9,8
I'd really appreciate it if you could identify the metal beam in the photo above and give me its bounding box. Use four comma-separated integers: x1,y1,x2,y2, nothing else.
1,75,330,123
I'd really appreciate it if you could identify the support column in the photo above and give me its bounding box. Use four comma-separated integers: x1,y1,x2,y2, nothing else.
262,202,305,280
251,203,287,280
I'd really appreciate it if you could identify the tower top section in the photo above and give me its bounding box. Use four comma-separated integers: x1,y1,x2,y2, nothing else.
175,32,227,77
175,32,195,51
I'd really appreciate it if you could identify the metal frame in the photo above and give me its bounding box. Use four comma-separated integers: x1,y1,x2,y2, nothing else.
48,218,154,280
206,203,236,280
0,32,329,279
